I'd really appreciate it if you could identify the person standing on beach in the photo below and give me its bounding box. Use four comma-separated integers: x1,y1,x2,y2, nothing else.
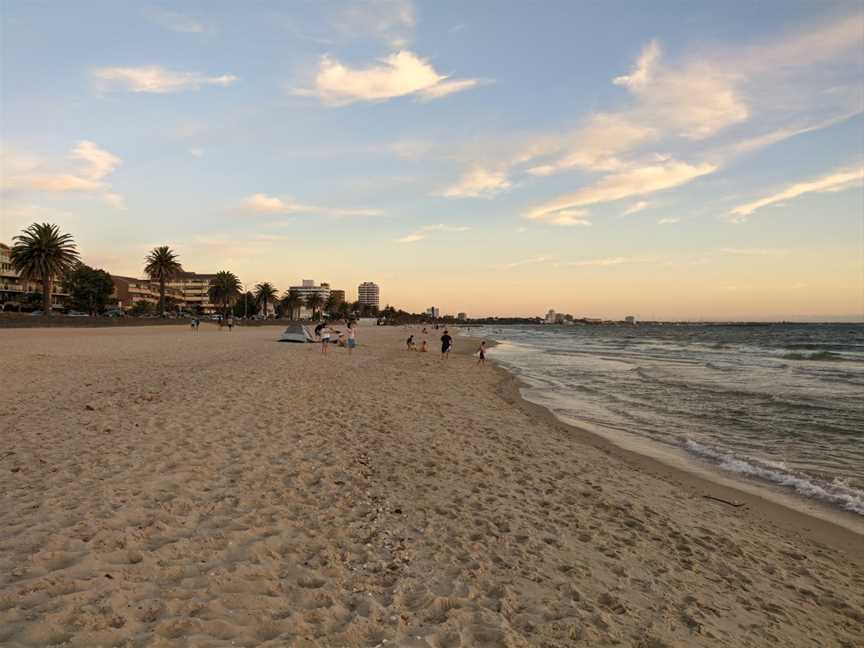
477,340,487,365
226,314,234,332
347,320,357,355
441,330,453,360
406,334,415,351
319,324,331,353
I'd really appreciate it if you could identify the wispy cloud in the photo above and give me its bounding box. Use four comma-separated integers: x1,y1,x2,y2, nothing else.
70,140,120,179
441,166,510,198
396,233,425,243
728,166,863,221
242,193,383,217
613,39,661,90
526,160,715,221
563,256,636,267
297,51,483,105
2,140,125,208
623,201,651,215
94,66,237,93
525,114,655,177
143,7,210,33
720,247,789,256
493,255,555,270
446,14,862,223
547,210,591,226
657,217,680,225
396,223,470,243
422,223,470,232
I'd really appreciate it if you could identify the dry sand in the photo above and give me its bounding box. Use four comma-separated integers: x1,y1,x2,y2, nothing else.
0,323,862,648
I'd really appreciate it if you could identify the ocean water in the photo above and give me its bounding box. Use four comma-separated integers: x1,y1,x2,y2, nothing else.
465,323,864,516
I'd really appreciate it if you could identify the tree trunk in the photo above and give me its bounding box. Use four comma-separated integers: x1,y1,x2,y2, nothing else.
42,275,51,316
159,279,166,317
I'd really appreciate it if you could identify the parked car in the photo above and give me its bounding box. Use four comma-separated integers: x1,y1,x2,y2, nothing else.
104,309,125,318
66,310,88,317
210,314,222,321
29,310,44,316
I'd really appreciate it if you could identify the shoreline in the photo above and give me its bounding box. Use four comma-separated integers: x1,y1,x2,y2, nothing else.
494,366,864,558
456,329,864,557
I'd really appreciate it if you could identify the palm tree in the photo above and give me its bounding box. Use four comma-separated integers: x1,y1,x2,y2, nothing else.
281,290,302,320
10,223,80,315
144,246,183,316
254,282,278,318
208,271,242,318
305,292,325,320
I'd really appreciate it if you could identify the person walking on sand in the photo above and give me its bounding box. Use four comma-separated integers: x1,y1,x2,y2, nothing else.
227,314,234,332
347,320,357,355
440,330,453,360
406,334,415,351
477,340,487,365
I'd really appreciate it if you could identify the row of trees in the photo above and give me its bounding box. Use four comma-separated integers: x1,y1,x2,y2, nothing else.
8,223,381,319
230,286,380,321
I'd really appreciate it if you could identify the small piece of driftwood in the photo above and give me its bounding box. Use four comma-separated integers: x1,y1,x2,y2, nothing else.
703,495,745,507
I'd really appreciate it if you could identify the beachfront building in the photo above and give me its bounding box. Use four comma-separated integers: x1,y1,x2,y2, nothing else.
111,276,186,312
545,309,557,324
290,279,331,318
457,312,467,321
358,281,380,309
625,315,636,324
166,272,219,313
0,242,70,311
109,271,218,314
426,306,440,319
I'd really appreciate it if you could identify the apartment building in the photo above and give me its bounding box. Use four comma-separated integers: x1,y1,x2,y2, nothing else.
288,280,331,318
0,242,69,311
111,276,186,311
166,272,218,313
358,281,380,308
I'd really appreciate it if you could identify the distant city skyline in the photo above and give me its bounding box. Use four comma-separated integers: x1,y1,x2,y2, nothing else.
1,1,862,320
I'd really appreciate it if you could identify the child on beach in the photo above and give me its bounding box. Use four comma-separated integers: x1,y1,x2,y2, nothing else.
440,330,452,360
420,339,428,352
406,335,416,351
477,340,487,365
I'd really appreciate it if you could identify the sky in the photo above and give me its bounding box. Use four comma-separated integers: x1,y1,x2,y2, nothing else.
1,0,862,320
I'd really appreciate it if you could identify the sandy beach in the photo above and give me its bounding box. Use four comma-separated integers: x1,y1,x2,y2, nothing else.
1,323,862,648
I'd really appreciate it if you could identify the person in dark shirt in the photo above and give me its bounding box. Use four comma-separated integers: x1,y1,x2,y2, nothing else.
440,330,453,360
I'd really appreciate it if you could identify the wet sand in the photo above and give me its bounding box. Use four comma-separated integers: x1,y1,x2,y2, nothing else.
1,324,862,647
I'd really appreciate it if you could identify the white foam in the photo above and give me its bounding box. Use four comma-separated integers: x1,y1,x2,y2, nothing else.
684,440,864,515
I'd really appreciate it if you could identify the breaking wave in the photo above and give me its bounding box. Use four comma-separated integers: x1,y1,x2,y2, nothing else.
684,440,864,515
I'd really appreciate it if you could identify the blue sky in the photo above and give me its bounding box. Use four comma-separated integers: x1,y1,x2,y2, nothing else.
1,1,862,319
